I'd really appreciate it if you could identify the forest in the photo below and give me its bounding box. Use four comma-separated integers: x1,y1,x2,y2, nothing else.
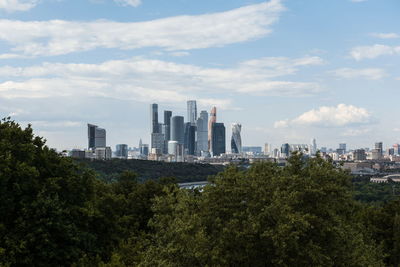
1,118,400,266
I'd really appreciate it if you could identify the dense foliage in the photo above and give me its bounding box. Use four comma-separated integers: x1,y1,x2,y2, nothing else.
75,158,224,183
1,118,400,266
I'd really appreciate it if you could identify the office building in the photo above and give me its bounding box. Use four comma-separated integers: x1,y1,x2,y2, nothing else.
184,122,196,155
375,142,383,156
87,124,106,149
211,122,225,156
196,110,208,154
310,138,317,155
394,144,400,155
70,149,86,159
371,149,382,160
353,149,366,161
95,147,112,160
208,107,217,152
231,123,242,154
264,143,270,156
115,144,128,159
141,144,149,156
187,100,197,125
281,143,290,158
171,116,185,145
150,103,159,133
164,110,172,141
151,133,165,152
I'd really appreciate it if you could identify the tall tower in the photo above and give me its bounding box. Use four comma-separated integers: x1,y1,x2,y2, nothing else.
196,110,208,154
171,116,185,145
211,122,226,156
88,124,106,149
150,103,159,133
208,107,217,152
187,100,197,125
164,110,172,141
310,138,317,155
231,123,242,154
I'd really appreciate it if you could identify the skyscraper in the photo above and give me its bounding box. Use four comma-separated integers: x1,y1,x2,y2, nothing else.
281,143,290,158
115,144,128,159
184,122,196,155
187,100,197,125
164,110,172,141
211,122,225,156
196,110,208,154
150,103,159,133
310,138,317,155
375,142,383,156
231,123,242,154
171,116,185,145
208,107,217,152
87,124,106,149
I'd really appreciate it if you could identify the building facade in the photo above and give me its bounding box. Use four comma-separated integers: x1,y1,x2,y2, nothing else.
196,110,208,155
87,124,106,149
231,123,242,154
208,107,217,153
187,100,197,125
171,116,185,145
211,122,225,156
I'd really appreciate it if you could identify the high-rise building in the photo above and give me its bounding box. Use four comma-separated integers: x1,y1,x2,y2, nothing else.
208,107,217,152
164,110,172,141
150,103,159,133
187,100,197,125
231,123,242,154
211,122,225,156
171,116,185,145
393,144,400,155
353,149,366,161
151,133,165,152
375,142,383,156
115,144,128,159
310,138,317,155
264,143,270,156
281,143,290,158
196,110,208,154
184,122,196,155
88,124,106,149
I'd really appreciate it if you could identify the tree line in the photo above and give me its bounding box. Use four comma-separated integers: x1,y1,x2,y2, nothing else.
1,118,399,266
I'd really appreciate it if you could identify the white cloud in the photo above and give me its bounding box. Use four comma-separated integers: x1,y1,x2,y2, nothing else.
0,0,285,57
341,128,371,137
274,104,374,128
0,0,39,12
331,68,386,80
114,0,141,7
370,33,399,39
350,44,400,60
0,55,322,105
350,0,367,2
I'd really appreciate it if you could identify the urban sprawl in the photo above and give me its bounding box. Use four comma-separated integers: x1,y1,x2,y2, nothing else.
68,100,400,182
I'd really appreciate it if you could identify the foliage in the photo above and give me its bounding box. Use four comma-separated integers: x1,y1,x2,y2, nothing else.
2,118,400,266
75,158,224,183
141,154,384,266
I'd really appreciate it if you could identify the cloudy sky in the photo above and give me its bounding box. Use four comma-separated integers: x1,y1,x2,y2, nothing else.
0,0,399,151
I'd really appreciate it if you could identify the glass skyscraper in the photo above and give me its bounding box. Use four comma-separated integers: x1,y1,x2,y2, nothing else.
231,123,242,154
171,116,184,145
208,107,217,152
211,122,225,156
196,110,208,154
187,100,197,125
87,123,106,149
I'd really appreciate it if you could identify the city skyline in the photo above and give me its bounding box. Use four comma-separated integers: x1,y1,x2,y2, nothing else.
0,0,399,150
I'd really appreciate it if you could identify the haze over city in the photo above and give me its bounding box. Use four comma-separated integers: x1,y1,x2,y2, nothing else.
0,0,399,150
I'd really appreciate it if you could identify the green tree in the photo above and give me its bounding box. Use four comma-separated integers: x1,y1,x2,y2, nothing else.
141,154,384,266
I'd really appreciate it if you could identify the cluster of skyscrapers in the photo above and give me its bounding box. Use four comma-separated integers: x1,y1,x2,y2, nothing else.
146,101,241,161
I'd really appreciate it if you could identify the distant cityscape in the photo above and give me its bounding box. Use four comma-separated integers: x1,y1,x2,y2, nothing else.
66,100,400,180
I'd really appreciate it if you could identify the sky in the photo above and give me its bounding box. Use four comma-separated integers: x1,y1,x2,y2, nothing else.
0,0,399,151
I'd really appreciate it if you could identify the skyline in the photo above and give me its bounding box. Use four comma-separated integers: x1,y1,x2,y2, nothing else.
0,0,399,150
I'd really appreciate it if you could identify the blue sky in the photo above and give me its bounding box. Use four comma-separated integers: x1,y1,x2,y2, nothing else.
0,0,399,151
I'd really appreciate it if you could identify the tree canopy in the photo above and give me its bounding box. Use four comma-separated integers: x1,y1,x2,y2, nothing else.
1,118,399,266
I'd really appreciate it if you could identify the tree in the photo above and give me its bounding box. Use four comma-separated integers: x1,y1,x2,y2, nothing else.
140,154,384,266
